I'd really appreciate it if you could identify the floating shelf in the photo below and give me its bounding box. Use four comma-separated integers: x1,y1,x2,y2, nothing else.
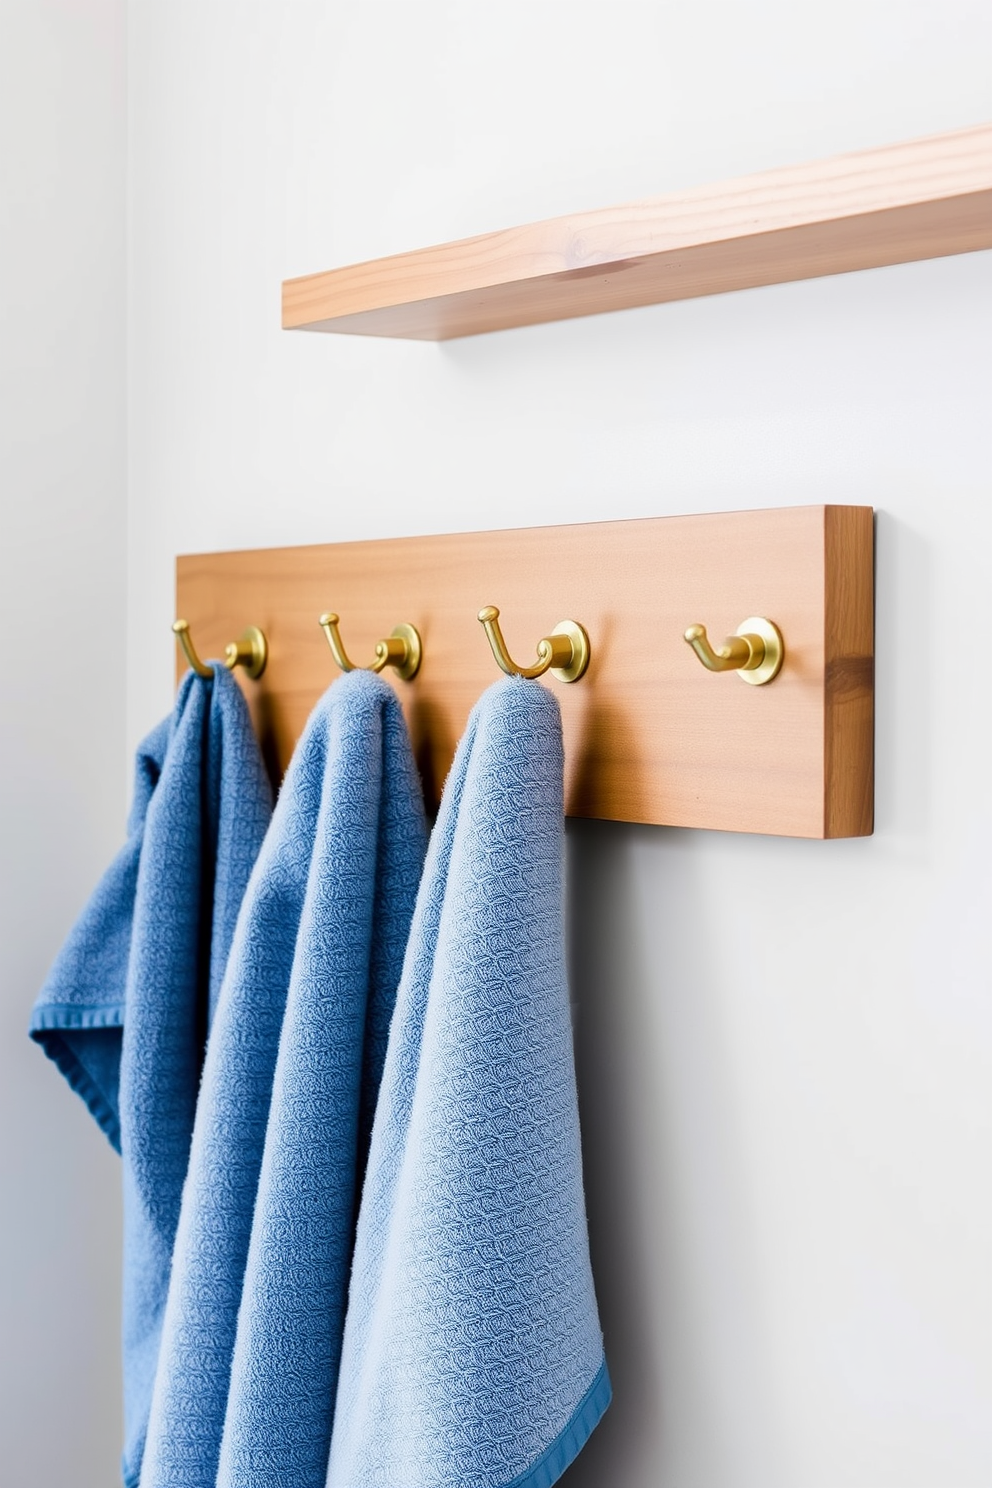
282,124,992,340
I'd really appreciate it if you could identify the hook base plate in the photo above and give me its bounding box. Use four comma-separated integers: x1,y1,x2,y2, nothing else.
549,619,591,683
390,623,422,681
737,616,783,686
229,625,268,680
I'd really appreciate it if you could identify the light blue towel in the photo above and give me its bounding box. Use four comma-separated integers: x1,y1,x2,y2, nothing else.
29,664,273,1488
141,669,428,1488
327,675,610,1488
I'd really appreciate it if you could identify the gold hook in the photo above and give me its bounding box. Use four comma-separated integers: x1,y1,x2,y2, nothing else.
318,613,422,681
477,605,590,684
172,619,268,680
683,615,783,686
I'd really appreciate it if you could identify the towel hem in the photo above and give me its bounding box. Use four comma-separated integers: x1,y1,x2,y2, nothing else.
29,1005,124,1152
500,1355,612,1488
30,1003,125,1030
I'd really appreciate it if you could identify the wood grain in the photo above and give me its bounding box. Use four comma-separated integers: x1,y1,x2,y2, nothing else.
282,125,992,340
176,507,874,839
824,506,875,837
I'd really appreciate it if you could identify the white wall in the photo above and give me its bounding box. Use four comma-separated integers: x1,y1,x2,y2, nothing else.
133,0,992,1483
0,2,127,1485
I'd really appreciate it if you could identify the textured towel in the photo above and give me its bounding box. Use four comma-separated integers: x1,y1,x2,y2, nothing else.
141,669,428,1488
327,675,609,1488
29,663,273,1488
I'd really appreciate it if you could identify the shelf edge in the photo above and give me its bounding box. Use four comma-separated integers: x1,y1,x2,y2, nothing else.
282,124,992,340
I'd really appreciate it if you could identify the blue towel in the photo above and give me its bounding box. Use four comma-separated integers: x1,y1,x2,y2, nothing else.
29,663,273,1488
141,669,429,1488
327,675,610,1488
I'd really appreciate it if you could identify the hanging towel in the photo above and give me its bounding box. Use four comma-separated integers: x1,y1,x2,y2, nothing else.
141,669,429,1488
327,675,610,1488
29,663,273,1488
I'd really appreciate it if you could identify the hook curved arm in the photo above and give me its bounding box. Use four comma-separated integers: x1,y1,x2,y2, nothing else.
477,606,590,683
683,616,783,686
319,613,422,681
319,612,366,673
173,619,267,680
683,624,756,673
173,619,213,678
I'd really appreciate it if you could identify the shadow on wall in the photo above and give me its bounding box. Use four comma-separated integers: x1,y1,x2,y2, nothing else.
561,818,777,1488
872,510,932,846
562,817,662,1486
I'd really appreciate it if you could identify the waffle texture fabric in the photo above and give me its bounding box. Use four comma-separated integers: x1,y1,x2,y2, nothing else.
29,663,273,1488
327,675,610,1488
141,669,428,1488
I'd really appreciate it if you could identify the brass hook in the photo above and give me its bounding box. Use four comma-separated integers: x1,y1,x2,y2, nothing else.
172,619,268,681
683,615,783,686
477,605,590,684
318,612,422,681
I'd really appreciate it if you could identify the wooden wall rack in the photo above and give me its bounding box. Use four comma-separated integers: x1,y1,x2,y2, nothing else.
281,124,992,340
176,505,874,839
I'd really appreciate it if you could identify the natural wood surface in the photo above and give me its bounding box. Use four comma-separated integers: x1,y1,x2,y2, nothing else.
823,507,875,837
176,506,874,839
282,125,992,340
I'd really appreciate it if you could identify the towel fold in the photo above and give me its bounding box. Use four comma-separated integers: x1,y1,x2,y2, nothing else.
141,669,428,1488
29,663,273,1488
327,675,609,1488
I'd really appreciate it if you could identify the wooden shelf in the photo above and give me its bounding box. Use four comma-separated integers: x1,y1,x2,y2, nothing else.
282,124,992,340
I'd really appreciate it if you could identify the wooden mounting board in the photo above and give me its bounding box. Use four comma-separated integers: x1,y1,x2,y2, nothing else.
176,506,874,839
282,125,992,340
